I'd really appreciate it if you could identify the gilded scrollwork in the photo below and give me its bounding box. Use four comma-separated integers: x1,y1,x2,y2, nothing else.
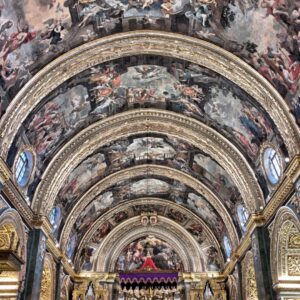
288,233,300,249
287,255,300,276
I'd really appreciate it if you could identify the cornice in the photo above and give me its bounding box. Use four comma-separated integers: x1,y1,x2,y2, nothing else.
2,181,34,225
0,157,10,183
74,198,222,265
32,110,263,215
59,164,239,252
263,156,300,221
0,31,298,162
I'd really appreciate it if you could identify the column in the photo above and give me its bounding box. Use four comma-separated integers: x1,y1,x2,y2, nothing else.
251,226,275,300
21,229,47,300
236,262,244,300
184,282,191,300
54,259,63,300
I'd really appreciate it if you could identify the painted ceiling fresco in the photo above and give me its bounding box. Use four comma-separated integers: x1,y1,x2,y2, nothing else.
10,58,286,203
54,134,242,211
59,175,228,244
0,0,299,126
75,203,222,272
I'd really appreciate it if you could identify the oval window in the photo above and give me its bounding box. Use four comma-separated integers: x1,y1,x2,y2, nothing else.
263,147,281,185
237,204,249,232
15,150,34,187
223,235,232,258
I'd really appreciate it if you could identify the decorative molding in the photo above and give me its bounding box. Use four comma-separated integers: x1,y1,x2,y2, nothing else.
59,165,239,252
0,158,10,183
0,31,298,161
242,251,258,300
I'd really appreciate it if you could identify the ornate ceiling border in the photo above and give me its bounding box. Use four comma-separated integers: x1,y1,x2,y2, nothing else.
94,216,207,273
74,198,223,265
32,110,263,215
59,164,239,251
0,31,298,159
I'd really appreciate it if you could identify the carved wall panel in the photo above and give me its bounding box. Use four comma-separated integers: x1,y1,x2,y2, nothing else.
40,253,55,300
242,251,258,300
271,207,300,282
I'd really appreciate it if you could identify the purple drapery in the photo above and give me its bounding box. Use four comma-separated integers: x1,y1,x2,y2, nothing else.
119,272,178,284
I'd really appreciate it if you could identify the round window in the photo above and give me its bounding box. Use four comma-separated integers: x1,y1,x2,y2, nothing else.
263,147,282,185
15,150,34,187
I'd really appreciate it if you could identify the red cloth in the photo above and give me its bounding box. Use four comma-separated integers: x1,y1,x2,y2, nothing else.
139,257,158,271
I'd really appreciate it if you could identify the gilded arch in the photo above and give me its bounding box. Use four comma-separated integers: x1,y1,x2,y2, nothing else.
32,110,263,216
75,197,222,266
93,216,206,273
0,31,298,160
59,165,239,252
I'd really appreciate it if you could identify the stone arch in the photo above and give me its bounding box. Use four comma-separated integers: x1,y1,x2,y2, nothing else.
271,206,300,297
242,251,258,300
93,216,206,273
40,253,55,300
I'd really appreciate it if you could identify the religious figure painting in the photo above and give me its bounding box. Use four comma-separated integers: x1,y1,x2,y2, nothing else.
77,202,222,270
0,0,298,129
11,59,284,205
115,235,183,272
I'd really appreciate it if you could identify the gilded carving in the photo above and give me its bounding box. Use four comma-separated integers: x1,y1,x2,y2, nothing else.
242,252,258,300
288,233,300,249
287,255,300,276
40,264,52,300
40,255,54,300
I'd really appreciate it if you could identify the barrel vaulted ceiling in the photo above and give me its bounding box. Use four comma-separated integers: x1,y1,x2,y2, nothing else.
0,0,299,272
